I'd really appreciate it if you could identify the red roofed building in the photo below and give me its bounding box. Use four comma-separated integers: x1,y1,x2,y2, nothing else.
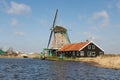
58,41,104,57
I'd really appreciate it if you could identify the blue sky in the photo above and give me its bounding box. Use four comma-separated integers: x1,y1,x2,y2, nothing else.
0,0,120,53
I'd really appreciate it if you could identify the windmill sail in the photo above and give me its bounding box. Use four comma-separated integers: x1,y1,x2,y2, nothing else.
47,9,58,48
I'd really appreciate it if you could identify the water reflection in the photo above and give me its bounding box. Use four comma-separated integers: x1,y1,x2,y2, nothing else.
49,61,67,80
0,58,120,80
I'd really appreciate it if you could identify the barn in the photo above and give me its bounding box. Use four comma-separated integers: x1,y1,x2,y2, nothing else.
58,41,104,57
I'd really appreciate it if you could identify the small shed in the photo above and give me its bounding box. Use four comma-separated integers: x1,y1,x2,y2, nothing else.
0,49,5,55
58,41,104,57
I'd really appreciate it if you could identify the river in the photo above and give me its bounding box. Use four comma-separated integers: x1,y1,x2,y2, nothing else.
0,58,120,80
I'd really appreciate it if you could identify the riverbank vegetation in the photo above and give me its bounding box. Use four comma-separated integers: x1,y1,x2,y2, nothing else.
46,54,120,70
0,52,120,70
75,54,120,70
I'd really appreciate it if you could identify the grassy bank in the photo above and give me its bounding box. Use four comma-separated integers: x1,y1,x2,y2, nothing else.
46,54,120,70
77,55,120,70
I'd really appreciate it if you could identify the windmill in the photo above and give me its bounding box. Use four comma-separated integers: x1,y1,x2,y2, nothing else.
46,9,71,56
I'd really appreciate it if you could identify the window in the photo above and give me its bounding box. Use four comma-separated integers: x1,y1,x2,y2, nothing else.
87,51,91,57
76,51,80,57
80,51,84,56
92,45,95,49
99,52,104,56
87,51,96,57
92,52,96,56
88,45,91,49
72,51,75,56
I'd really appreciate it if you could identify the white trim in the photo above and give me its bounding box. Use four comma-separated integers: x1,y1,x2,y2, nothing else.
79,41,104,51
79,41,91,51
90,41,104,51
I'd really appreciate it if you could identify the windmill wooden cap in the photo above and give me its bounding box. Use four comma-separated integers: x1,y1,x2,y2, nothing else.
53,26,67,33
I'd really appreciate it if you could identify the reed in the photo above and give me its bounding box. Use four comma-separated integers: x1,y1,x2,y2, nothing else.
76,55,120,69
46,54,120,69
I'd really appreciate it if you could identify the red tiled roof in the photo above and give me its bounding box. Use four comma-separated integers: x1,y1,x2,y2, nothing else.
58,41,89,51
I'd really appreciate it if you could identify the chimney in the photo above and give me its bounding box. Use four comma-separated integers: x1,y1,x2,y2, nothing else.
86,39,89,42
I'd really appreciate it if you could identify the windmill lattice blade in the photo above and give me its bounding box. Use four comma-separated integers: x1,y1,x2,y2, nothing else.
47,9,58,48
52,9,58,29
47,30,53,48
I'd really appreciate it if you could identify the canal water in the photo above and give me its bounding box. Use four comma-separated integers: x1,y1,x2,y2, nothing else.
0,58,120,80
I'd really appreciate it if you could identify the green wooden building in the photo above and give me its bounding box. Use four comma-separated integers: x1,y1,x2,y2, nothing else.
0,49,5,55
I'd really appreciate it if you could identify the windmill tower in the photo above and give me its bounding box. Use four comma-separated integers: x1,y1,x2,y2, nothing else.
51,26,70,49
47,9,70,55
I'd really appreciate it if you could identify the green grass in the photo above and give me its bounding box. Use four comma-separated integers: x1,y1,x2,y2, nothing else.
46,56,59,61
46,56,78,61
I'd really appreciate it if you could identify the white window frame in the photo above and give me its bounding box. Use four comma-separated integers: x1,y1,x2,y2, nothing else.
76,51,80,56
87,51,96,57
80,51,84,56
88,45,91,49
92,45,95,49
92,52,96,56
87,51,91,57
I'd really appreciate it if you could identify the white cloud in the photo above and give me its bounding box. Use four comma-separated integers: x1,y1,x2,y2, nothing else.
93,11,109,19
90,11,110,29
14,31,25,36
7,1,31,15
11,18,18,26
107,0,120,11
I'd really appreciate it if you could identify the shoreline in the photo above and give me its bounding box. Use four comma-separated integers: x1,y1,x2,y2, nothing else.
46,56,120,70
0,54,120,70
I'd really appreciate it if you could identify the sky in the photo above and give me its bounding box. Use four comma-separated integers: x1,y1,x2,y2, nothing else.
0,0,120,53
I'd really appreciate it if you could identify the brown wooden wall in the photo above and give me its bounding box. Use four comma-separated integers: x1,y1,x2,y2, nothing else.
80,43,104,57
